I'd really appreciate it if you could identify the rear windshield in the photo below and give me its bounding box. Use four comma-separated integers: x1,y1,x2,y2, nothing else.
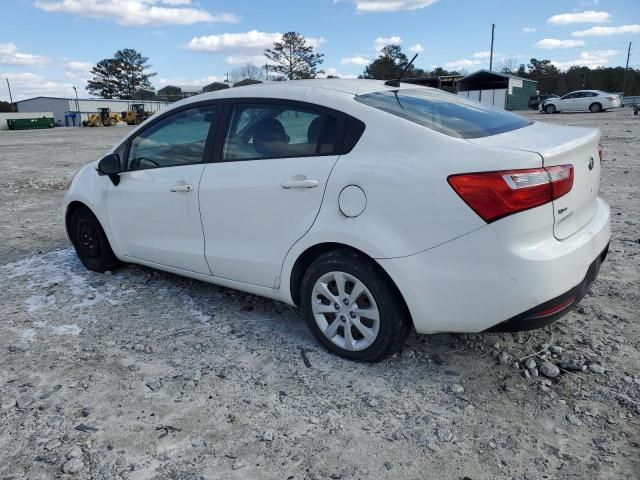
355,88,532,139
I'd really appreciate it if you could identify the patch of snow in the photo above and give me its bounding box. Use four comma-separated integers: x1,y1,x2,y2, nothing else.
21,328,36,340
51,324,81,336
1,248,133,314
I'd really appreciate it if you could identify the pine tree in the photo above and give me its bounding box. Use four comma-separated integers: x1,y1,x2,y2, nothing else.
264,32,324,80
87,49,156,99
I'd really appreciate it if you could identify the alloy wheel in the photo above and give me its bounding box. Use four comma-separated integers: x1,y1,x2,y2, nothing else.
311,271,380,351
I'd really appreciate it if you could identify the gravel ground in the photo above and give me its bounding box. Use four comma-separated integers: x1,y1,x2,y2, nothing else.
0,109,638,480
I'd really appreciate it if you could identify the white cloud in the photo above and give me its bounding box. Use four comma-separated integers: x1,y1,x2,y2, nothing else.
66,61,93,72
317,67,357,79
35,0,238,26
547,10,610,25
373,36,402,50
188,30,281,53
409,43,424,53
551,49,619,69
536,38,586,49
472,51,492,59
572,24,640,37
63,61,93,83
349,0,439,13
187,31,325,55
522,27,537,33
0,43,48,66
306,37,327,49
341,56,370,66
443,59,481,70
1,71,77,100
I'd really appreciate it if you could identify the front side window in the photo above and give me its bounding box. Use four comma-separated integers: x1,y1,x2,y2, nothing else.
223,104,339,161
356,88,532,139
128,105,216,170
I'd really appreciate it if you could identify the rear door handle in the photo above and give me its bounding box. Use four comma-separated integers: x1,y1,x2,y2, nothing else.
170,184,194,192
281,179,319,189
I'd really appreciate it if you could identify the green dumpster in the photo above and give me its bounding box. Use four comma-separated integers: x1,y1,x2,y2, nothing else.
6,117,55,130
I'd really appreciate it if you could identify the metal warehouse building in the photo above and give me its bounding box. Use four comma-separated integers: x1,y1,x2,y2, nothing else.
15,97,169,126
456,70,537,110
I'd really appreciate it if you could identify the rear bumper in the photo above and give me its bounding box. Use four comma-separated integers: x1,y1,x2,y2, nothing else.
485,242,608,332
377,197,611,334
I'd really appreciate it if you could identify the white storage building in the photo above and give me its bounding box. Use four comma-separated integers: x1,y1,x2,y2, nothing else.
15,97,169,126
456,70,537,111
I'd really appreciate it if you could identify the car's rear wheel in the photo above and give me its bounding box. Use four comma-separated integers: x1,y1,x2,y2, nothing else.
69,207,120,273
545,104,557,114
300,250,410,362
589,102,602,113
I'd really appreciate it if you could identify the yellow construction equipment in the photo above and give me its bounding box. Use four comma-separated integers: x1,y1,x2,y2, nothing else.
86,108,120,127
120,103,153,125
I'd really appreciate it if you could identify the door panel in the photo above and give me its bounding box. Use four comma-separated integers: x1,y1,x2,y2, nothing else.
108,165,210,274
199,156,339,287
199,101,343,287
106,104,217,275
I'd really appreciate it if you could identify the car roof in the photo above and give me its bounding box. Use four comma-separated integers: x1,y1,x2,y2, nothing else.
178,79,419,104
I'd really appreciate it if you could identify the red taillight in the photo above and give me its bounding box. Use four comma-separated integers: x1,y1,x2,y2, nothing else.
598,144,604,162
532,295,575,318
447,165,574,223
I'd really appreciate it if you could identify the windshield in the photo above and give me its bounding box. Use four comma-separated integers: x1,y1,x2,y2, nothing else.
355,88,532,139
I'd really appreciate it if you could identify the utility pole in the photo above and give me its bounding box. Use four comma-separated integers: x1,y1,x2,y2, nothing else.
489,24,496,71
6,78,15,112
72,86,81,127
264,64,269,81
622,41,631,96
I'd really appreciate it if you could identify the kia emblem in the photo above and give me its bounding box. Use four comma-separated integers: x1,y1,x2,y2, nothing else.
588,156,595,170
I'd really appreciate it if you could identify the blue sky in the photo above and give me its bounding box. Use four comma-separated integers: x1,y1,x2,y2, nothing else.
1,0,639,100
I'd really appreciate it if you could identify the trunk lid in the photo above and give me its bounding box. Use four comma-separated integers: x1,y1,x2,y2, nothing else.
469,121,601,239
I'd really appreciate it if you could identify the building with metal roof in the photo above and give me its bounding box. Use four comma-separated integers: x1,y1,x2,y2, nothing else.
456,70,537,110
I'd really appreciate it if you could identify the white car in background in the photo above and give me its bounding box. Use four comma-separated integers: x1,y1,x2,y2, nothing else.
64,80,611,362
542,90,621,114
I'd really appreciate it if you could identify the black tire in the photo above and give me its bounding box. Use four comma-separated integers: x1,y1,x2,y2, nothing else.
300,249,410,362
545,104,557,114
69,207,120,273
589,102,602,113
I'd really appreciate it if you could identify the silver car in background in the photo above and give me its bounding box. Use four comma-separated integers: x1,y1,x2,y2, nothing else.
543,90,622,114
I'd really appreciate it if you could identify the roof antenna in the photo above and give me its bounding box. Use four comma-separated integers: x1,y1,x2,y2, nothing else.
385,53,418,87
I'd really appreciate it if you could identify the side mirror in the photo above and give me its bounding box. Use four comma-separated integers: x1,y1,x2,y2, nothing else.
97,153,122,186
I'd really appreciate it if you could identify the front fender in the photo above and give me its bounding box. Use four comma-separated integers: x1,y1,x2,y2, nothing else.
63,162,121,257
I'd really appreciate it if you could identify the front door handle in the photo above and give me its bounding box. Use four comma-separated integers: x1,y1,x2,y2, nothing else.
170,184,194,192
281,179,319,189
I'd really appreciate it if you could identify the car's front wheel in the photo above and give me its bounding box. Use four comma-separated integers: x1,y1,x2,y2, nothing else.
69,207,121,273
545,104,557,114
300,250,410,362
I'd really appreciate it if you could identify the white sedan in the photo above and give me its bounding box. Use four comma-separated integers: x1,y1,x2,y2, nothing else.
542,90,621,114
64,80,610,362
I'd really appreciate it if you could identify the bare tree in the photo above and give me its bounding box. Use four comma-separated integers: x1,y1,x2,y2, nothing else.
499,58,518,75
229,64,264,83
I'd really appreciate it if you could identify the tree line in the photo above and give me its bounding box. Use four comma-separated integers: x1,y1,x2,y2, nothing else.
80,34,640,101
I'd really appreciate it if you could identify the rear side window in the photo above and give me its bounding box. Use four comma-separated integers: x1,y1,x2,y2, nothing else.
127,105,216,171
355,88,531,139
223,104,339,161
